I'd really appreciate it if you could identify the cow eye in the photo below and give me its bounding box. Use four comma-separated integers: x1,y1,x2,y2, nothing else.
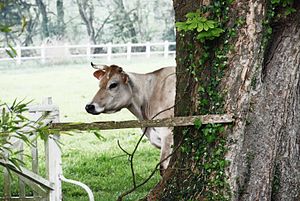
109,82,118,89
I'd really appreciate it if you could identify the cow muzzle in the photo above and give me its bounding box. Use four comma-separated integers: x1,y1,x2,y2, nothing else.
85,103,104,115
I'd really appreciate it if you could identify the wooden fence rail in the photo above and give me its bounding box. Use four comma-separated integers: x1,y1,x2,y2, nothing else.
0,41,176,64
51,114,234,131
1,97,234,201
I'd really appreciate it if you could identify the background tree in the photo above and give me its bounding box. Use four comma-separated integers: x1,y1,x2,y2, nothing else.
56,0,65,37
35,0,49,39
22,2,39,46
109,0,139,43
76,0,96,44
148,0,300,200
0,0,174,46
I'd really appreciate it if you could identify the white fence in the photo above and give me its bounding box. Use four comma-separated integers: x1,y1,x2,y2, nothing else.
0,41,176,64
0,97,94,201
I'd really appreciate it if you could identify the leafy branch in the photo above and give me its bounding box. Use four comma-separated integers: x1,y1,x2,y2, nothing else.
0,99,50,170
176,10,224,42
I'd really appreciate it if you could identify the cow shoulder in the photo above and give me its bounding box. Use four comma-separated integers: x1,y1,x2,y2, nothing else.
147,67,176,119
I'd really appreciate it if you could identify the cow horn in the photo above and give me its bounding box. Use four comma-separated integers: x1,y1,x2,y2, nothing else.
90,62,107,70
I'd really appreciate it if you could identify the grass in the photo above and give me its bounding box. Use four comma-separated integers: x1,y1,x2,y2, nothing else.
0,56,175,200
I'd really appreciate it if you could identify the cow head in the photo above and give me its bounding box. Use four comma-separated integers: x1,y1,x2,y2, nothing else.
85,63,132,115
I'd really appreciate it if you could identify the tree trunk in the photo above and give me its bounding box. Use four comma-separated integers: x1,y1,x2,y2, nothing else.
224,1,300,200
35,0,49,39
56,0,65,37
147,0,300,200
113,0,139,44
76,0,96,44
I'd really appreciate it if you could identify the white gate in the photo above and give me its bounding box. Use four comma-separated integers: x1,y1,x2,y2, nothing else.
0,97,94,201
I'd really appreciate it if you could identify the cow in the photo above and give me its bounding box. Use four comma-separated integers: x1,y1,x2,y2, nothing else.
85,63,176,173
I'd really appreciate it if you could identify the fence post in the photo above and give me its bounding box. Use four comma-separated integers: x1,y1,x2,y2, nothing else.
3,152,11,200
107,42,112,61
18,142,26,199
28,110,41,200
87,43,91,61
16,44,21,65
146,42,150,58
41,44,46,64
43,97,62,201
164,41,169,58
126,42,131,61
64,43,69,58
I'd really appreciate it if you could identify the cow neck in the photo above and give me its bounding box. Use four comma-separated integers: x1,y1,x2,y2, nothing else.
126,72,155,121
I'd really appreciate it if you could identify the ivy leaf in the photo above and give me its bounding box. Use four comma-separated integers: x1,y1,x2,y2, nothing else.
199,16,207,22
175,22,188,31
206,20,215,28
197,22,204,32
194,118,202,129
197,31,211,41
203,23,209,31
186,12,198,19
211,28,225,37
207,134,216,143
188,22,197,30
284,7,296,16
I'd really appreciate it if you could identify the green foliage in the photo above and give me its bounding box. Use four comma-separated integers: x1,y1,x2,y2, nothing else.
165,1,239,200
193,118,202,129
0,2,26,59
0,99,49,169
0,130,160,201
271,0,294,7
270,0,296,17
176,10,224,42
261,0,296,62
5,44,17,58
0,24,12,33
0,59,173,200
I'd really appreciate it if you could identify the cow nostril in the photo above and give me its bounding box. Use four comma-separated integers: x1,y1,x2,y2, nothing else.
85,104,95,112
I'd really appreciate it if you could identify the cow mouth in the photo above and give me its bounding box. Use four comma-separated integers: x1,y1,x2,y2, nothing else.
85,103,122,115
87,110,101,115
85,103,103,115
103,108,121,114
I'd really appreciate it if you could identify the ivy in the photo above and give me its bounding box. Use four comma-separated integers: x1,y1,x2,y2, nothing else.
175,10,224,42
270,0,296,17
162,1,238,200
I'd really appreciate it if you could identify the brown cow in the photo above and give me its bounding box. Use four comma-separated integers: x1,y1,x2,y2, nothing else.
85,63,176,172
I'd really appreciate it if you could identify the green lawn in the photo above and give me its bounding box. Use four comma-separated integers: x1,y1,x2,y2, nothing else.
0,56,175,200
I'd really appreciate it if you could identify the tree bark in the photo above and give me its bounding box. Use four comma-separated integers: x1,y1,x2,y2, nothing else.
113,0,139,44
147,0,204,199
147,1,300,201
224,1,300,200
56,0,65,37
35,0,49,39
76,0,96,44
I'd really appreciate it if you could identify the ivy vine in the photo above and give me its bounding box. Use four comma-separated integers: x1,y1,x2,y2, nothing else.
271,0,296,16
162,1,237,200
175,10,224,42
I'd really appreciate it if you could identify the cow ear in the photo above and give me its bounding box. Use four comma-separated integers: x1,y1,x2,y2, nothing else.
122,74,128,84
93,70,105,80
118,67,123,73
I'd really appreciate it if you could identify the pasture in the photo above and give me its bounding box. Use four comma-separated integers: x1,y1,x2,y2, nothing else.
0,56,175,200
